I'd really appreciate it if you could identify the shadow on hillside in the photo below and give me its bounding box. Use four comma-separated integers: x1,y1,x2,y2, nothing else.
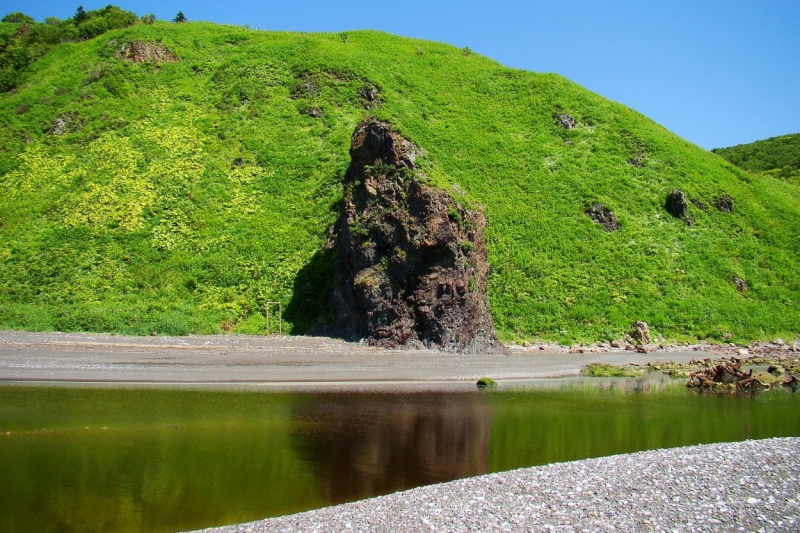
284,246,339,336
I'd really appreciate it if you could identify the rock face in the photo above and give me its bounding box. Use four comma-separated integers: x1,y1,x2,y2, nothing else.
333,120,504,354
556,113,576,130
629,321,651,345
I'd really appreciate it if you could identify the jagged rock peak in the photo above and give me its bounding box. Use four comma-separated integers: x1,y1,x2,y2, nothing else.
346,119,421,178
333,120,504,354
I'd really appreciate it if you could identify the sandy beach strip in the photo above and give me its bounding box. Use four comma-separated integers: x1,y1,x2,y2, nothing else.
193,437,800,533
0,330,717,388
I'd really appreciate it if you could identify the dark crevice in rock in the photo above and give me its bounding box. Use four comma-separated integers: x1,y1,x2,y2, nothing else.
332,119,504,354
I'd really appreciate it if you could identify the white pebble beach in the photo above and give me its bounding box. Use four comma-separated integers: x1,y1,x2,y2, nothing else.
194,438,799,533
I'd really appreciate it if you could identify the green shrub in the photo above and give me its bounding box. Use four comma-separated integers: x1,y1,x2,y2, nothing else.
581,364,647,378
1,12,34,24
476,377,497,388
713,133,800,182
0,5,137,92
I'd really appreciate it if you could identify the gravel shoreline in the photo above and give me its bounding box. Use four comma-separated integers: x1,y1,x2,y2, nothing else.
2,330,783,387
194,438,800,533
0,330,704,386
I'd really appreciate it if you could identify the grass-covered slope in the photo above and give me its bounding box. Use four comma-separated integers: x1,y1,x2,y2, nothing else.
713,133,800,186
0,20,798,343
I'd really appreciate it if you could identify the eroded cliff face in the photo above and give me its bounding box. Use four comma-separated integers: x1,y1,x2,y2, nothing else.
333,120,503,354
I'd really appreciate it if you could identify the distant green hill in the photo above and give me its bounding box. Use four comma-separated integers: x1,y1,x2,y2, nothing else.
713,134,800,186
0,11,798,343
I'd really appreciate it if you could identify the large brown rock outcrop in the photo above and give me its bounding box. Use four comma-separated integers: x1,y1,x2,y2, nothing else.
333,120,504,354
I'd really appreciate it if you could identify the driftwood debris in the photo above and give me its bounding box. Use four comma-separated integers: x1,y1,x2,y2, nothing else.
685,357,798,393
686,358,750,387
782,375,799,392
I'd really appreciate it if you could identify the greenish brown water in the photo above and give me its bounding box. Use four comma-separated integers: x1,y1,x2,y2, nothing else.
0,376,798,533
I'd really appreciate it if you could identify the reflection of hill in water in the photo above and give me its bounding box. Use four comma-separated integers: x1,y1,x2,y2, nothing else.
290,393,491,504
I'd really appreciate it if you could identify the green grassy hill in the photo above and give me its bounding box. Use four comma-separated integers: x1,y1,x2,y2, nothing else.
713,133,800,186
1,15,798,344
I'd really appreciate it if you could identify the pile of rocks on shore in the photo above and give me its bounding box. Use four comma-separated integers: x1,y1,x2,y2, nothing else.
511,336,799,357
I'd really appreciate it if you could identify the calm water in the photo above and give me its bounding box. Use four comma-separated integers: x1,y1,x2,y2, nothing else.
0,376,798,533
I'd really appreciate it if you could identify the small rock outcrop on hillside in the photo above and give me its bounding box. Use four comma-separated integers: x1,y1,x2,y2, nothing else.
665,189,693,224
715,193,735,213
690,197,708,211
628,150,646,167
556,113,576,130
732,276,748,293
51,115,71,135
629,321,651,345
116,41,178,63
665,189,687,217
357,83,381,109
333,120,504,354
586,203,619,231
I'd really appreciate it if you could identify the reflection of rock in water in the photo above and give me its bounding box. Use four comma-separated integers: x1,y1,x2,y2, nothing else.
290,393,491,504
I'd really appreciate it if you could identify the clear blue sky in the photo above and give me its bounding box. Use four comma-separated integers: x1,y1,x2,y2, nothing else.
4,0,798,149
